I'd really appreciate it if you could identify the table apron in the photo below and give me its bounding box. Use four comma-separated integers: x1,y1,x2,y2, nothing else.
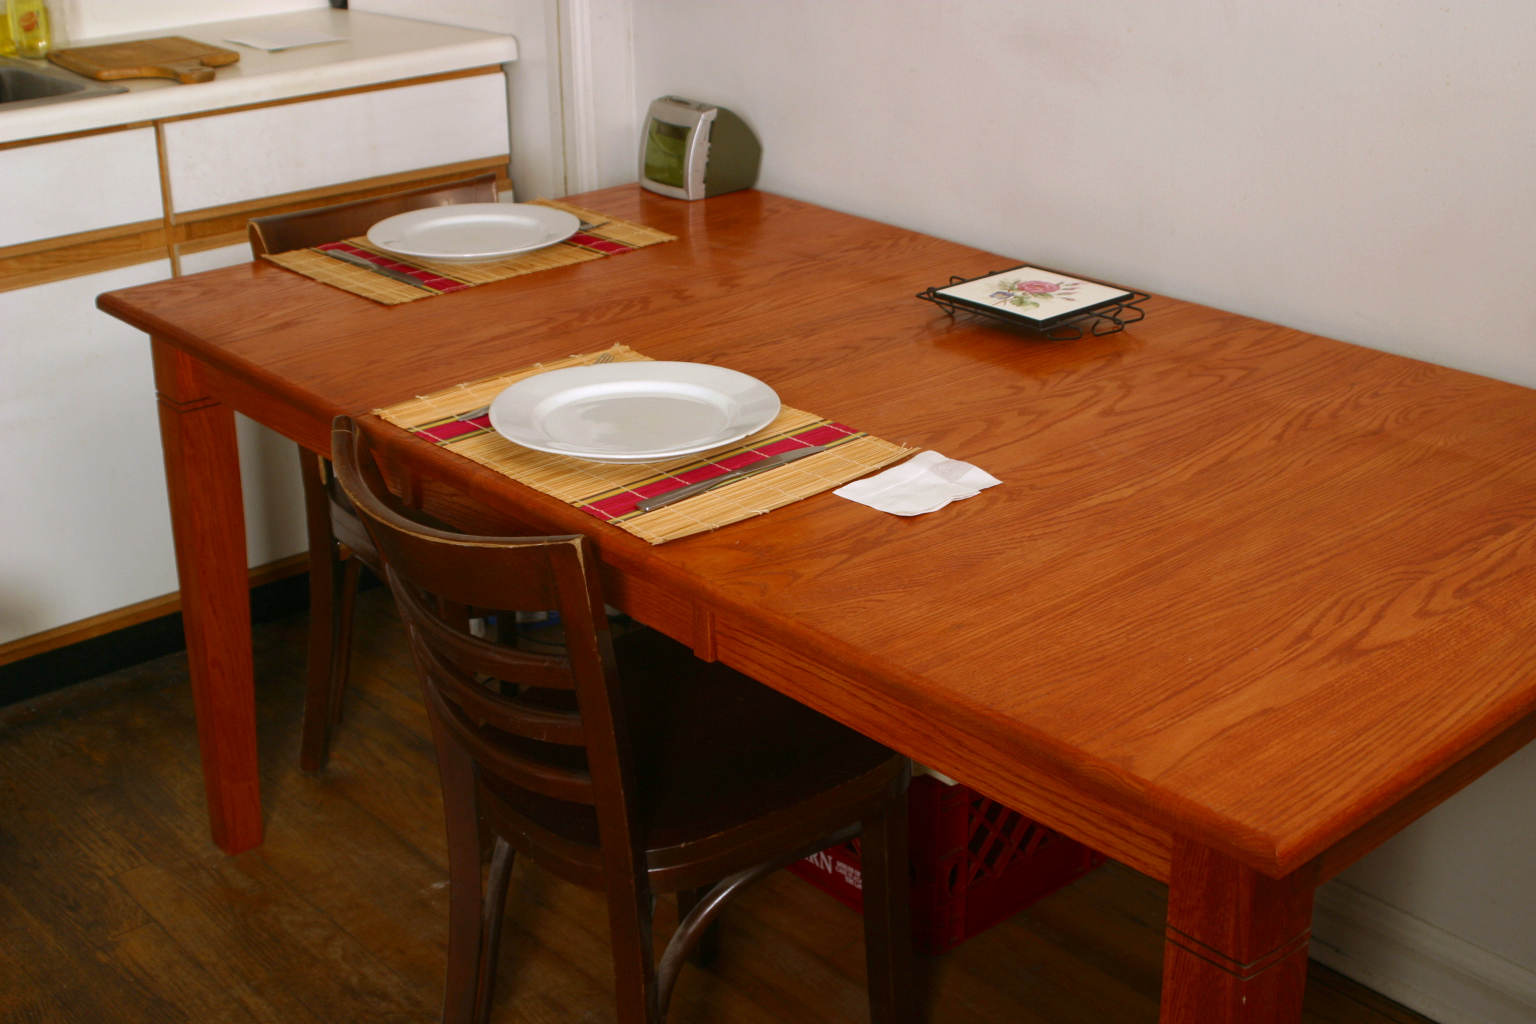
200,359,334,458
705,607,1177,882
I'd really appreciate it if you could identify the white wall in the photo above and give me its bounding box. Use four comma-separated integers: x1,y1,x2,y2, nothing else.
553,0,636,192
628,2,1536,1021
56,0,329,42
352,0,560,199
1315,742,1536,1023
633,0,1536,391
349,0,514,34
352,0,635,200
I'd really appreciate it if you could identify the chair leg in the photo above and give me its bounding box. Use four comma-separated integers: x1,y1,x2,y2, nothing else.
298,447,339,772
657,840,857,1019
861,799,916,1024
674,887,720,967
427,698,497,1024
472,837,516,1024
328,555,363,726
606,877,661,1024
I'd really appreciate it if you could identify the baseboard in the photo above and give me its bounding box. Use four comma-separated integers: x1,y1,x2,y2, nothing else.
0,554,311,669
1311,880,1536,1024
0,555,333,707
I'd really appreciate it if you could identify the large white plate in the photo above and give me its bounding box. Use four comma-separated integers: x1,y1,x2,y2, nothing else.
489,362,781,463
366,203,580,263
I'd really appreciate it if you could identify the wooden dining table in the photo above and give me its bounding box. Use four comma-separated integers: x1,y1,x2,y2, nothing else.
98,184,1536,1023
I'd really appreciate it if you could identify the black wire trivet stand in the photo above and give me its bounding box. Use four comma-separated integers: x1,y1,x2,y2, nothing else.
917,265,1149,341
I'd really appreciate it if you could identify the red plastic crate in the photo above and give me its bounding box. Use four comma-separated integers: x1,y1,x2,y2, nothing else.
787,773,1103,953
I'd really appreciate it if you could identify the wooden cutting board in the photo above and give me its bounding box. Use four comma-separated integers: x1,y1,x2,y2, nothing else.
48,36,240,85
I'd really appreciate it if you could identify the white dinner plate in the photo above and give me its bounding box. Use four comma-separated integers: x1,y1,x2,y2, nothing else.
366,203,581,263
489,362,781,463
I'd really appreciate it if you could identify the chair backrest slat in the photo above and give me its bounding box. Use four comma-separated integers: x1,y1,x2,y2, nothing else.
367,522,569,618
393,574,577,690
247,174,499,256
413,627,585,747
332,416,640,825
422,674,596,805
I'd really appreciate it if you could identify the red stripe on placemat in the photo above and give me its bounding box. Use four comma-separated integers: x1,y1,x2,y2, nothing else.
580,422,862,521
414,414,491,444
566,232,635,255
317,242,471,293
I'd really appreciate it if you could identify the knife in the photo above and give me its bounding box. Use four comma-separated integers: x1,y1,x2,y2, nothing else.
635,444,833,513
319,248,439,292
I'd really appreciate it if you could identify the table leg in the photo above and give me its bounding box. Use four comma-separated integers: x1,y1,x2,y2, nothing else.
1160,837,1315,1024
153,339,262,854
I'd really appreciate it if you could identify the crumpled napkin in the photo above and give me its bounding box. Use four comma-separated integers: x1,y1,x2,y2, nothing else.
833,450,1001,516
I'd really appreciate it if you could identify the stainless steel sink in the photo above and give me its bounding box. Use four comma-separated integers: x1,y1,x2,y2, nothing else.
0,57,127,110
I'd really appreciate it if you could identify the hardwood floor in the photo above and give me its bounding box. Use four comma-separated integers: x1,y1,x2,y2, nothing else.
0,590,1435,1024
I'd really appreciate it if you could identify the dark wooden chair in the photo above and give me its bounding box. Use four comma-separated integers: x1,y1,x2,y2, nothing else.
247,174,499,771
331,415,916,1024
246,174,499,259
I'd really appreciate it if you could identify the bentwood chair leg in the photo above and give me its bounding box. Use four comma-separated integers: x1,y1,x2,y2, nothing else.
860,800,916,1024
675,887,721,967
298,447,337,772
472,837,516,1024
328,555,362,726
427,696,490,1024
607,880,662,1024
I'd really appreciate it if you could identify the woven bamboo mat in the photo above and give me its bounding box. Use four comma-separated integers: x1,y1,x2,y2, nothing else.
262,200,676,305
375,345,913,544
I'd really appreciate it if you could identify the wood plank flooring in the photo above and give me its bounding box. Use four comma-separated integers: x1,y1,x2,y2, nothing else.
0,589,1435,1024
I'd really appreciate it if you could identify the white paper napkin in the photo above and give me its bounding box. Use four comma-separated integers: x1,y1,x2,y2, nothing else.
833,450,1001,516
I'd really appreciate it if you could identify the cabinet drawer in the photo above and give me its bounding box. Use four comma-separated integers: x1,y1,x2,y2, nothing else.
0,128,163,250
162,72,510,214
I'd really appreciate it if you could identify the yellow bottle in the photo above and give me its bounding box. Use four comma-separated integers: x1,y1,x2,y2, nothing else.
8,0,51,59
0,3,17,58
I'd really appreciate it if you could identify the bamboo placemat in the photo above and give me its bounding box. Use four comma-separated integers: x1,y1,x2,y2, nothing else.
375,345,914,544
263,200,676,305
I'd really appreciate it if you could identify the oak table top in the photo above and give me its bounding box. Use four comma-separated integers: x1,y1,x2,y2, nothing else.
100,185,1536,1023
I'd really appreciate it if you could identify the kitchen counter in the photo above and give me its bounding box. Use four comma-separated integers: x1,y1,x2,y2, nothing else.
0,8,517,145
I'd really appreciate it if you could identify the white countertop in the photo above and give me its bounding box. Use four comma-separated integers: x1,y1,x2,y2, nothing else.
0,9,517,145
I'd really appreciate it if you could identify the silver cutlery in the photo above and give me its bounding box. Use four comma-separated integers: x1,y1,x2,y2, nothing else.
635,444,833,513
319,248,438,292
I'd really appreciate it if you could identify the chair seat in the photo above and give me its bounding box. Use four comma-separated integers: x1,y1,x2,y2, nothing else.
479,628,906,892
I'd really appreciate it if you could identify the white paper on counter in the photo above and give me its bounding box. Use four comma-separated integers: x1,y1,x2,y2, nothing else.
226,29,348,52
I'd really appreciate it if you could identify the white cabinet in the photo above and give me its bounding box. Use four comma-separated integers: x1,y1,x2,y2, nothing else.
0,260,177,645
162,73,511,212
1,67,512,653
0,128,162,248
